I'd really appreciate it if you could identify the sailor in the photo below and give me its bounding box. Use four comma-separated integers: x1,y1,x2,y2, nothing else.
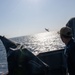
66,17,75,41
60,26,75,75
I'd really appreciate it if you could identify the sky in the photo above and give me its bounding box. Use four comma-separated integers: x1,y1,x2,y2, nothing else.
0,0,75,38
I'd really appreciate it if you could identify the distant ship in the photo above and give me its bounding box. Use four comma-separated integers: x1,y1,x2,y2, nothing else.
45,28,49,32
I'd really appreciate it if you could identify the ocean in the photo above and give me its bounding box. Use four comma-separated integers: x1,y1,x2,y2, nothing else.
0,31,65,74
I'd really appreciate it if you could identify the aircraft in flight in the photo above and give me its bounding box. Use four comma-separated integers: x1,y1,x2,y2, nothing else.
45,28,49,32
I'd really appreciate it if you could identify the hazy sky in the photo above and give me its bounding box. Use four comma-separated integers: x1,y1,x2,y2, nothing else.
0,0,75,38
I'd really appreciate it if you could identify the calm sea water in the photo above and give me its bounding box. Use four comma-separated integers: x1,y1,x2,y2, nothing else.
0,31,65,74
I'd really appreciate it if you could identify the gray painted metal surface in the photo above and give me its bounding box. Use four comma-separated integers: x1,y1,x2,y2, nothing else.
37,49,67,75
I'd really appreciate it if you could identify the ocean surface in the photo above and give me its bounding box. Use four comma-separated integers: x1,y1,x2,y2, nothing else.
0,31,65,74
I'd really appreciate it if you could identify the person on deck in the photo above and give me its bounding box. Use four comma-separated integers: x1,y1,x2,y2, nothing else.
60,26,75,75
66,17,75,41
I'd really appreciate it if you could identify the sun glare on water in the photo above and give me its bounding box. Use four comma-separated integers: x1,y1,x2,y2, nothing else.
34,32,55,42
